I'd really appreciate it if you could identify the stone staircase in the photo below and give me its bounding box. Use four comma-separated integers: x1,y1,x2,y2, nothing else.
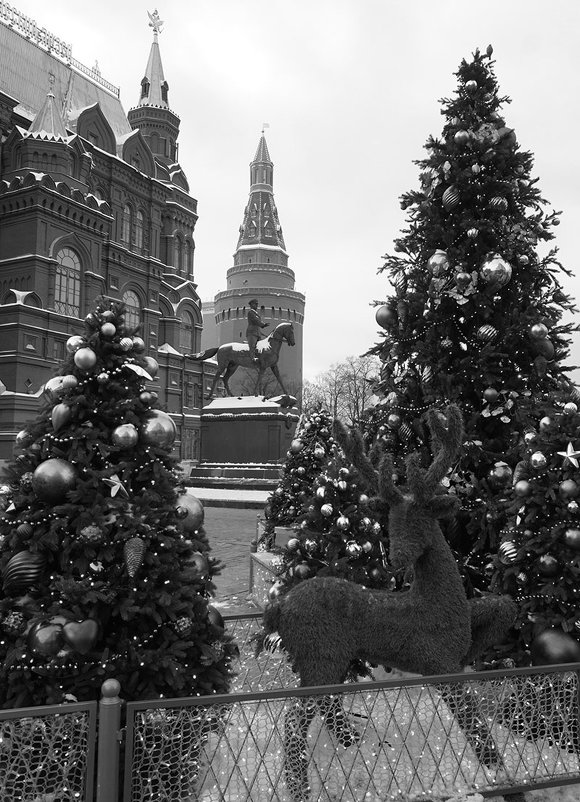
188,462,282,491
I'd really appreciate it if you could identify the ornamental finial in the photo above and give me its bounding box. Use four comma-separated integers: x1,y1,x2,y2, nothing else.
148,9,164,36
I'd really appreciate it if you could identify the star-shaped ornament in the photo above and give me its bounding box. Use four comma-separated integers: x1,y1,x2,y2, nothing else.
102,474,129,497
557,442,580,469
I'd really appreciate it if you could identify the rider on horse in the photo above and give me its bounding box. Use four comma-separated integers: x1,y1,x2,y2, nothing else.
246,299,268,363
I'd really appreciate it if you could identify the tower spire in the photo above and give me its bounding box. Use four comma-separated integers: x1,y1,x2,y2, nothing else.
27,78,68,141
238,131,284,249
138,10,170,109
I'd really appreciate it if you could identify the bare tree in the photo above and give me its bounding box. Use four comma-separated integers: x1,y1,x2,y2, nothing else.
302,355,380,425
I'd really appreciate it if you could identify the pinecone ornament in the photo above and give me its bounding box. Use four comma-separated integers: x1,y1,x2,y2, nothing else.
124,537,146,578
79,525,103,544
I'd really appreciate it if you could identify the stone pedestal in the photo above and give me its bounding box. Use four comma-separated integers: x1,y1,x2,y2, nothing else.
200,396,299,464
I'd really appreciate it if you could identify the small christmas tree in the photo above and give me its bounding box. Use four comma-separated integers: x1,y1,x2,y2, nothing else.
491,386,580,666
262,408,338,543
367,45,578,593
0,300,235,708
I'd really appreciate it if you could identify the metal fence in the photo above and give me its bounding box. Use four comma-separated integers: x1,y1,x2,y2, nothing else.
0,699,97,802
3,614,580,801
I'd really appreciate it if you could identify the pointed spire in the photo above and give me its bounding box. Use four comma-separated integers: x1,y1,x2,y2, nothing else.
238,132,285,250
253,132,272,165
27,90,68,141
137,10,170,108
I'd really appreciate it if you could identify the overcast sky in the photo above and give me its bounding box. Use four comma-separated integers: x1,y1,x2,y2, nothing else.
11,0,580,381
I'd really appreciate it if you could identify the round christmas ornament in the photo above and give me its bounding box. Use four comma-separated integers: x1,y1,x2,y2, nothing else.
489,196,508,211
498,541,517,564
32,458,77,502
175,493,204,532
442,185,460,211
296,466,306,476
480,254,512,287
51,403,71,433
476,324,499,343
346,541,363,559
140,410,177,447
304,539,317,554
537,554,559,577
454,130,469,145
375,305,395,329
514,480,531,497
530,451,547,470
119,337,133,352
100,323,116,338
3,550,46,595
455,271,472,288
139,391,154,405
559,480,579,499
398,423,412,440
123,537,146,578
289,439,303,454
184,551,209,578
465,79,478,93
531,629,580,666
483,387,499,403
488,461,512,488
286,537,300,551
569,501,580,514
362,540,373,552
132,336,145,352
336,515,350,531
564,402,578,415
337,480,348,492
359,494,369,505
101,310,115,321
15,430,30,447
524,431,537,447
28,621,64,656
320,503,334,517
466,228,478,239
387,413,402,429
142,356,159,377
74,347,97,371
315,487,326,500
530,323,549,340
535,338,555,359
563,528,580,551
313,446,325,459
66,335,86,354
112,423,139,448
96,372,109,386
539,416,555,433
427,249,450,276
268,581,284,602
293,563,311,580
16,522,33,537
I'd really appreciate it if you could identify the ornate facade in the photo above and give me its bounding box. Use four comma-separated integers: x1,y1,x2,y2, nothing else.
202,133,305,398
0,7,207,460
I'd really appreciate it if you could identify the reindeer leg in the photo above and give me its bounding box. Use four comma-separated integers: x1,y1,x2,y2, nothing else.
438,683,504,768
284,698,315,802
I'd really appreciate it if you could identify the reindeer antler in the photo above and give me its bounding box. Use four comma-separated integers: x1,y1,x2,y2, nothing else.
377,452,404,505
422,404,464,495
333,420,378,496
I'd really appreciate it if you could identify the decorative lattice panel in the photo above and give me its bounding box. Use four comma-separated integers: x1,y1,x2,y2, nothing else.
0,706,96,802
125,668,580,801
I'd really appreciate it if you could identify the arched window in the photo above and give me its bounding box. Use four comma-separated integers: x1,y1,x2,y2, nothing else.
185,240,193,274
54,248,81,316
122,290,141,329
175,235,184,273
121,204,131,246
179,311,195,353
135,210,144,252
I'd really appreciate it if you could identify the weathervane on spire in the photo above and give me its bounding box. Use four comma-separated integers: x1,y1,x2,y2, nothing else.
262,123,270,135
148,9,164,36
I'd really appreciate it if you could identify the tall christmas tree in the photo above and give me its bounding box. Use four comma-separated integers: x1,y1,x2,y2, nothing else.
368,45,578,592
0,301,235,708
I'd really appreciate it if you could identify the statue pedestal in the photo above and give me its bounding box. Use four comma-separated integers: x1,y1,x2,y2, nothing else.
200,396,299,463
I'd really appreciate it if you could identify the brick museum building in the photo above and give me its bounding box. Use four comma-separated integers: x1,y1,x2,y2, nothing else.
0,6,205,461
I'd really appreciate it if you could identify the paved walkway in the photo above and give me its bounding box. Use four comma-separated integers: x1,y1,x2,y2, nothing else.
203,504,263,614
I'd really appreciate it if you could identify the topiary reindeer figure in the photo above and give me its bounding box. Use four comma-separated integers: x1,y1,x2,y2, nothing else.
257,404,517,801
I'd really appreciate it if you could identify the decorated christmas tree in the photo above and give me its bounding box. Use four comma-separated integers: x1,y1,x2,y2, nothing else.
0,300,236,708
491,387,580,666
368,45,578,593
262,408,338,542
265,414,394,600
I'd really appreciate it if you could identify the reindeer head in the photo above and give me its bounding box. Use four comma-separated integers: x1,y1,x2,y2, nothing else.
379,405,464,571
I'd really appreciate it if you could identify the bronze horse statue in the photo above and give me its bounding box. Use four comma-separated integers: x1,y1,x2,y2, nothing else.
188,322,295,399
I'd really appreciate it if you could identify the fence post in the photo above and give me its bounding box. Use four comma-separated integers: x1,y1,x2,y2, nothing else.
96,678,122,802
